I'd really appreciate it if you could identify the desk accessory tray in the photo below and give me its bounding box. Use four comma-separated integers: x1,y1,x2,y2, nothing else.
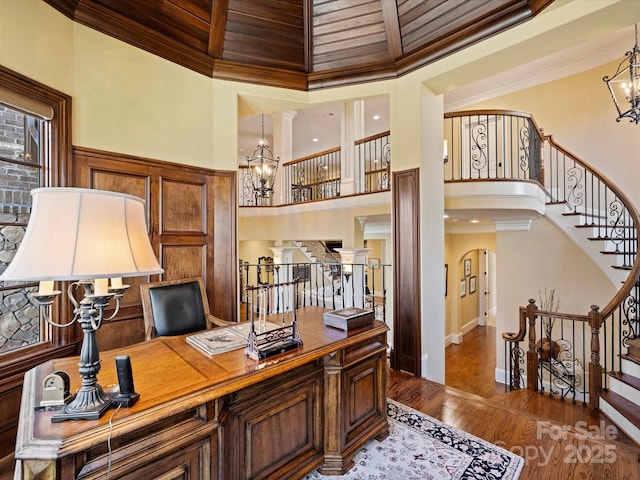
244,280,303,360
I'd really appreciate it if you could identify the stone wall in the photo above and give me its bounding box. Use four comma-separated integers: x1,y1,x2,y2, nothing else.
0,105,40,352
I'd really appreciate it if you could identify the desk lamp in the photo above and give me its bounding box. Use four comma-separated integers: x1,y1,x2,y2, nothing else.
0,188,163,422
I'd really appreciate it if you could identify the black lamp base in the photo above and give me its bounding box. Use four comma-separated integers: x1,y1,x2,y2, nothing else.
51,385,112,423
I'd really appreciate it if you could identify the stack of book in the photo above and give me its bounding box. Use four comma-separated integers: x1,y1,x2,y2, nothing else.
187,322,280,356
323,307,374,331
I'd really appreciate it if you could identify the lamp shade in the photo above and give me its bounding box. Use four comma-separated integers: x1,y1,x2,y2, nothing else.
0,188,163,281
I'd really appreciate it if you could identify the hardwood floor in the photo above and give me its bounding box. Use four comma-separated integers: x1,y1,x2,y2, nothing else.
388,325,640,479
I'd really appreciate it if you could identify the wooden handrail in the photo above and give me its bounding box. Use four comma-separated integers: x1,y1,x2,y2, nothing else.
355,130,390,145
283,147,341,166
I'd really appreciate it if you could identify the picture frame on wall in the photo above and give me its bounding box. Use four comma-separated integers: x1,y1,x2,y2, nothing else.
464,258,471,277
460,278,466,297
469,275,476,294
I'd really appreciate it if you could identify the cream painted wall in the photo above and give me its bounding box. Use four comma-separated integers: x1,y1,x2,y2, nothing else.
0,1,73,93
495,217,616,375
445,232,497,337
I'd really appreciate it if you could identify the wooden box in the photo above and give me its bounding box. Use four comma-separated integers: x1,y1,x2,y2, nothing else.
323,307,374,331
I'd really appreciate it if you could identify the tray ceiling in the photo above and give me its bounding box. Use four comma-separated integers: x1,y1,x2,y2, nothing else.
43,0,553,91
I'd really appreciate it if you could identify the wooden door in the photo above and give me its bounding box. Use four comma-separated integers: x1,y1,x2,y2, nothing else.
391,168,421,375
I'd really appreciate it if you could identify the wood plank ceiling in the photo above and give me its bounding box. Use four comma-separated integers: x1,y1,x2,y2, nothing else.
43,0,554,91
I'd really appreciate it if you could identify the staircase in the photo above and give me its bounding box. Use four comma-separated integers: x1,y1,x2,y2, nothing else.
445,110,640,446
540,137,640,444
292,240,341,285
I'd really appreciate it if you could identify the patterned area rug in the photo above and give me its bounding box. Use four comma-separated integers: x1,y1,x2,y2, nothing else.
306,399,524,480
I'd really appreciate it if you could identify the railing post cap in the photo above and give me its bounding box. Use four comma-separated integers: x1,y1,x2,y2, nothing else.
590,305,600,312
528,298,536,305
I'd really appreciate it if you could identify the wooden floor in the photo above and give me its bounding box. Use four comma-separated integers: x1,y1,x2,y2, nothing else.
388,325,640,479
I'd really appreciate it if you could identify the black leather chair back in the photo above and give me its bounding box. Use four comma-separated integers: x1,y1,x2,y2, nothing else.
148,280,207,336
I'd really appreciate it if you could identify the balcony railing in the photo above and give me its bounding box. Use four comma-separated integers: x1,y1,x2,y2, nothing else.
239,261,391,323
283,147,341,204
358,130,391,193
239,131,391,207
444,111,542,183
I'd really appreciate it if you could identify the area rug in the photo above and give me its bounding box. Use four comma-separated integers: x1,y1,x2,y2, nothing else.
306,399,524,480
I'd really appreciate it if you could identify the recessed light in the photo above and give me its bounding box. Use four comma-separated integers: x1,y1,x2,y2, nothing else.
470,219,479,224
373,115,380,120
312,138,319,142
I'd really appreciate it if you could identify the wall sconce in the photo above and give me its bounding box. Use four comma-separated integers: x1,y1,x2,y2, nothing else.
0,188,163,422
604,24,640,124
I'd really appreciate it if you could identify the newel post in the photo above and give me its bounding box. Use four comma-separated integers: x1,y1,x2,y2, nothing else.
526,298,538,392
588,305,602,409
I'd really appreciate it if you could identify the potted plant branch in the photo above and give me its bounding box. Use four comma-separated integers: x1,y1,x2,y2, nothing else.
536,288,560,361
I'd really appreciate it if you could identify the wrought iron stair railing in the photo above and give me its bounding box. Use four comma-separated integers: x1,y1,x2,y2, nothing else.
495,124,639,409
444,109,640,410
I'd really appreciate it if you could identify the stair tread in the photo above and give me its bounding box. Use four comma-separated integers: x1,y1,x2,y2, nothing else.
609,371,640,390
601,390,640,431
600,250,637,255
622,353,640,366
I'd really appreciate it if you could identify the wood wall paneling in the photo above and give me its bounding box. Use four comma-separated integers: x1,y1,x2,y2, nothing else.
73,147,238,351
209,171,237,323
392,168,421,375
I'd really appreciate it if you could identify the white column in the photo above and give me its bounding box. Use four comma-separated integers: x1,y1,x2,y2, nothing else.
270,246,296,313
336,248,371,309
340,101,365,196
272,111,297,205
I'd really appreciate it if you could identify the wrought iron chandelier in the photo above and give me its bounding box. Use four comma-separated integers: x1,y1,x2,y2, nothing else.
603,24,640,124
246,114,280,198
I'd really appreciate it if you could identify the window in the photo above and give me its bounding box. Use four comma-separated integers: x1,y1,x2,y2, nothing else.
0,65,71,359
0,104,44,353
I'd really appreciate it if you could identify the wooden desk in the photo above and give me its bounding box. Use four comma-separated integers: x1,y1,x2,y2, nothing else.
15,307,389,479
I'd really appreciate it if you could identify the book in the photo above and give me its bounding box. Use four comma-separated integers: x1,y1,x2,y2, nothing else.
323,307,374,331
187,321,281,356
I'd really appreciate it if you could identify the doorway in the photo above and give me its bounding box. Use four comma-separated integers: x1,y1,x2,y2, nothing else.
445,248,499,397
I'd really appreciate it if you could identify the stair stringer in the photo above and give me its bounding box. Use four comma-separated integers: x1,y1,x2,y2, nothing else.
544,203,628,288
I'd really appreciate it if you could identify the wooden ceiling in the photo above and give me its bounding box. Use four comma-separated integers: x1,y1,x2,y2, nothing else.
43,0,553,91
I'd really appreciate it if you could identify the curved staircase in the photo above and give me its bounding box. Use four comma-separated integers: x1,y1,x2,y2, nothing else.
445,110,640,446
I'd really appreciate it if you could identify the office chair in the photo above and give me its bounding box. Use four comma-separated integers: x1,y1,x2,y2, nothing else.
140,276,231,340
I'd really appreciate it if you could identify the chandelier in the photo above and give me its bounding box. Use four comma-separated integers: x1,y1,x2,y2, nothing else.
246,114,280,198
603,24,640,124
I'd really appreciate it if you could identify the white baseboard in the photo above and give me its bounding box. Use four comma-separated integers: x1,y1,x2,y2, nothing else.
447,318,480,345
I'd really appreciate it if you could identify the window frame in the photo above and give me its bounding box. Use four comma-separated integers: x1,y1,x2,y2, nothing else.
0,65,76,373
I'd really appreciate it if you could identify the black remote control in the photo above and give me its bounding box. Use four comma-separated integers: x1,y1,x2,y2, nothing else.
116,355,135,394
112,355,139,407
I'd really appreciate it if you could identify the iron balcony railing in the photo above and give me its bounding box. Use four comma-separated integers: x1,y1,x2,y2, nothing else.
239,261,390,323
283,147,341,204
444,110,543,183
239,131,391,207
